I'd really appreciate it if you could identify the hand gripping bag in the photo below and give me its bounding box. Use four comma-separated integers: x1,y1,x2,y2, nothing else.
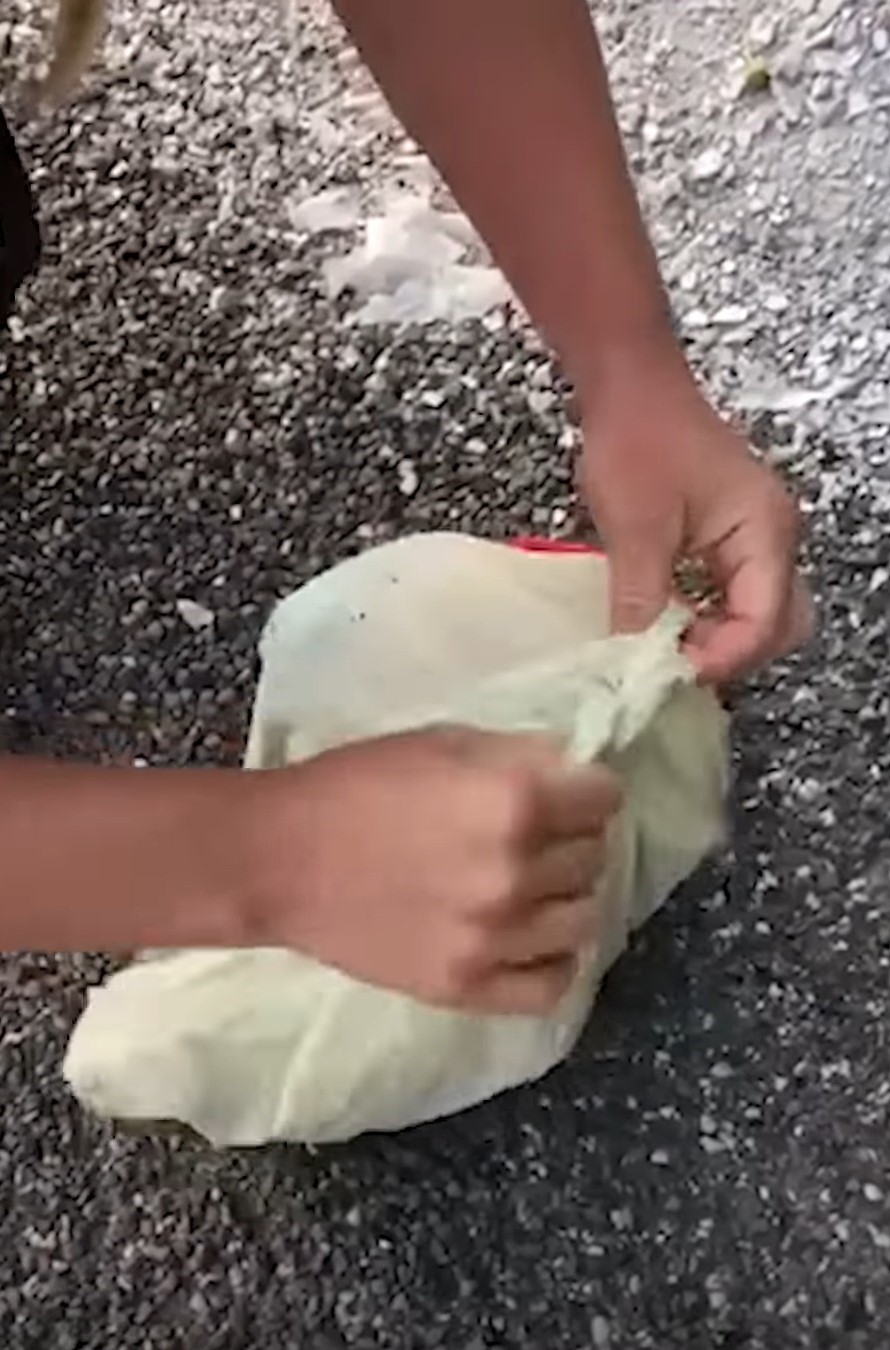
63,533,728,1147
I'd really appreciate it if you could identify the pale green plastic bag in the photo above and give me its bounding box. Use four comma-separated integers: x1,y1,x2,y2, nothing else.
64,534,728,1147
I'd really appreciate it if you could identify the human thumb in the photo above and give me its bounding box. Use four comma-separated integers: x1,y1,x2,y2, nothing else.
608,534,675,635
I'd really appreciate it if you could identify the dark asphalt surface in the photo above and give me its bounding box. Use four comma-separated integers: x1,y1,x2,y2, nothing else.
4,2,890,1347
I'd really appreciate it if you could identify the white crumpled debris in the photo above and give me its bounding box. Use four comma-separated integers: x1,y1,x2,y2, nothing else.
734,377,852,414
287,187,363,235
175,599,215,632
321,193,512,326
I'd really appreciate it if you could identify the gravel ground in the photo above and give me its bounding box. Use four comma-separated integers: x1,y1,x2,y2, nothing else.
3,0,890,1346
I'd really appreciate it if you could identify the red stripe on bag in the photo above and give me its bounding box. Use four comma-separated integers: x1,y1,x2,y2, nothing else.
508,536,604,556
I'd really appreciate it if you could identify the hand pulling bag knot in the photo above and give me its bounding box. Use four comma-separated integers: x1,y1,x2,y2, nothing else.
63,533,729,1147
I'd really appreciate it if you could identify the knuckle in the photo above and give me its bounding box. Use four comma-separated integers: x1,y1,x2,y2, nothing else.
516,988,551,1017
612,589,658,625
494,766,543,846
471,858,525,918
549,957,579,1001
574,899,600,946
594,765,624,814
779,500,802,543
437,928,488,1001
580,838,607,884
766,482,802,540
432,962,471,1008
521,963,576,1016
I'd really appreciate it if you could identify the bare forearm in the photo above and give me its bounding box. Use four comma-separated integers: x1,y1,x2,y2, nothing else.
0,758,247,951
333,0,676,398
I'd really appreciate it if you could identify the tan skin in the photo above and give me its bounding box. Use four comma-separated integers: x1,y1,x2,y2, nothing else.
2,0,811,1010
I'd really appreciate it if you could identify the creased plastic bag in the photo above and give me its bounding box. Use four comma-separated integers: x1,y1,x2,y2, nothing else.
63,534,728,1148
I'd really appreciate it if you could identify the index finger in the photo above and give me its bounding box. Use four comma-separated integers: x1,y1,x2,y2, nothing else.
537,763,624,841
688,571,813,684
686,526,798,684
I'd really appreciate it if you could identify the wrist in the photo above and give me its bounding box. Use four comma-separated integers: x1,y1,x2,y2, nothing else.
199,768,281,949
141,766,259,950
572,324,697,428
225,763,318,952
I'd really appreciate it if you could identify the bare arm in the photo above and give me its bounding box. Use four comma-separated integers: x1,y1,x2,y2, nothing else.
0,735,622,1015
331,0,678,400
0,758,246,950
334,0,809,679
